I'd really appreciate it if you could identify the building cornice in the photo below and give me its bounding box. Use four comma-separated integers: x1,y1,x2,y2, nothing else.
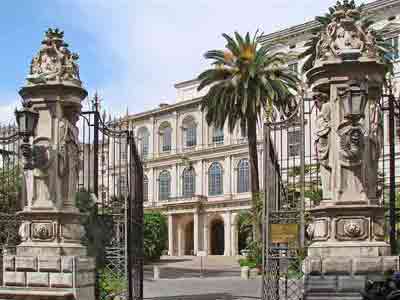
258,0,400,44
120,96,203,124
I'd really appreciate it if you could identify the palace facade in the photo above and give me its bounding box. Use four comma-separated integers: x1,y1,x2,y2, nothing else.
106,0,400,257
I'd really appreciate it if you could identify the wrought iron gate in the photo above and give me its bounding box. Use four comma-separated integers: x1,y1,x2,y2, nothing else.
78,107,143,300
0,126,21,286
0,105,144,300
262,97,308,300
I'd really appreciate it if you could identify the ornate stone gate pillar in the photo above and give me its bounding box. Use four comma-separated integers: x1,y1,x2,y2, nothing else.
303,3,398,299
0,28,95,300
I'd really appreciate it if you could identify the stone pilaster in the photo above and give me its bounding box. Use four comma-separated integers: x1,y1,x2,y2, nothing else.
0,28,95,300
303,3,397,299
168,214,174,256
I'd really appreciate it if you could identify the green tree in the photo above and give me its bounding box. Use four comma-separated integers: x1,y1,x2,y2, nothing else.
0,164,22,213
75,190,113,268
143,212,167,261
197,31,298,240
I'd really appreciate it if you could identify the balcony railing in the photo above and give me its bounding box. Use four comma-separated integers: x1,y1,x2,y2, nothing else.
138,138,257,161
158,194,207,204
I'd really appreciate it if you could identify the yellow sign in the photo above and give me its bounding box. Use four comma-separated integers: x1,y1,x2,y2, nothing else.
270,224,299,243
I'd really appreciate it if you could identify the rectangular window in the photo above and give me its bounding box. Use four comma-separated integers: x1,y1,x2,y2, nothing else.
386,36,399,60
396,117,400,143
185,127,196,147
212,127,224,144
288,129,301,157
162,129,172,152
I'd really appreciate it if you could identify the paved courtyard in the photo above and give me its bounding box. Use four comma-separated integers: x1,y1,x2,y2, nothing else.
144,256,242,279
144,277,261,300
143,256,261,299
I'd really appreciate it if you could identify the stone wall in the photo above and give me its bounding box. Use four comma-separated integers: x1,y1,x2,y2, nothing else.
2,255,95,293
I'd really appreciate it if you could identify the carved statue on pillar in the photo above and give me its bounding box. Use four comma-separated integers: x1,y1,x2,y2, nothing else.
314,92,332,200
58,107,80,209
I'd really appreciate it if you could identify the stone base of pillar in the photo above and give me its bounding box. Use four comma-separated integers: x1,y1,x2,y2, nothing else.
308,241,390,257
303,256,399,300
0,255,95,300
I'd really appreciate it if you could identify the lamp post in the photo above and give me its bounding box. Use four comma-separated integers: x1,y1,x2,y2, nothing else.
14,105,39,170
339,80,368,122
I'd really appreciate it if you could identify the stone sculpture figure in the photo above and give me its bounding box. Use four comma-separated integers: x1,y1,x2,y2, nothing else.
314,92,332,200
58,109,80,208
314,0,380,63
26,28,81,86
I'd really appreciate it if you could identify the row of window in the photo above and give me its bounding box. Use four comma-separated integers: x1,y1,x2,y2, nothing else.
143,159,250,201
136,118,246,158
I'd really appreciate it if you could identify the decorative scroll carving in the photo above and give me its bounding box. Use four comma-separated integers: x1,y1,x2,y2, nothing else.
335,217,368,240
373,217,385,241
314,0,379,62
26,28,81,86
31,222,54,241
344,221,361,237
310,218,330,241
337,124,363,165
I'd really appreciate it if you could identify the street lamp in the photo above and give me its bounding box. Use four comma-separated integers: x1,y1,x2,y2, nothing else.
15,105,39,169
339,80,368,121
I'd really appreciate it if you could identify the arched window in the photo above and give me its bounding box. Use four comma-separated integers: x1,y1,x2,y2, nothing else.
143,175,149,202
208,162,223,196
182,116,197,147
237,159,250,193
137,127,150,158
159,170,171,200
159,122,172,152
182,167,195,197
212,127,224,144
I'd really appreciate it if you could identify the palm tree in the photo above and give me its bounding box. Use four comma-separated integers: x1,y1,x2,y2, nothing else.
197,31,299,240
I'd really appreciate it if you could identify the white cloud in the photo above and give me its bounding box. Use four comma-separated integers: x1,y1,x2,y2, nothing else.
0,92,20,125
55,0,368,117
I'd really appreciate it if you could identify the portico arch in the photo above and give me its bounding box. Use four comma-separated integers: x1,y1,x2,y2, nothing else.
210,216,225,255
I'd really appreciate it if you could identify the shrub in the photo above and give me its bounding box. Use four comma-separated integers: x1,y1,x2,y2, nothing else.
238,258,257,269
98,269,127,299
75,190,113,268
144,212,168,261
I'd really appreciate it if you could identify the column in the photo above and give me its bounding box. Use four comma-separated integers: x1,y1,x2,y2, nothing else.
174,112,179,154
3,28,95,299
224,156,232,197
258,149,263,190
224,211,232,256
203,213,209,254
193,211,199,255
172,164,178,198
168,214,174,256
231,212,238,256
177,222,183,256
149,116,155,157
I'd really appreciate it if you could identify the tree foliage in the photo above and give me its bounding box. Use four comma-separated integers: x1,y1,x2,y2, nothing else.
197,31,298,240
143,211,167,261
75,190,113,268
0,165,22,213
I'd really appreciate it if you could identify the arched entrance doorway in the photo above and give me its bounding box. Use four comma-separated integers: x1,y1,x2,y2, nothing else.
210,218,224,255
184,221,194,255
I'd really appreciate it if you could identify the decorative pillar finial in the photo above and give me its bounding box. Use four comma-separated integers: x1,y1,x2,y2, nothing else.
26,28,81,87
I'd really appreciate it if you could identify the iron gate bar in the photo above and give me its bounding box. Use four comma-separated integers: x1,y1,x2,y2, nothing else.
262,96,306,300
78,109,143,300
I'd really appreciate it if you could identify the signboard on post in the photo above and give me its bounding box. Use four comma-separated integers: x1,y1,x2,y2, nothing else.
271,224,299,243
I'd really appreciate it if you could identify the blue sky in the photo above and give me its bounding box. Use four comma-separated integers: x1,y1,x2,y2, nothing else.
0,0,366,121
